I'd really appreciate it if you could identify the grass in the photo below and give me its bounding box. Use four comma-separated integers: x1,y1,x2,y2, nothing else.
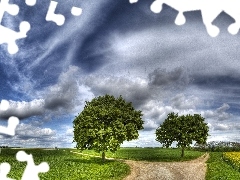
206,152,240,180
5,148,234,179
72,147,205,162
223,152,240,171
0,148,130,180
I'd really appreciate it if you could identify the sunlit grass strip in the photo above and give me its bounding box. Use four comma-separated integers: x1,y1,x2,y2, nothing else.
206,152,240,180
223,152,240,171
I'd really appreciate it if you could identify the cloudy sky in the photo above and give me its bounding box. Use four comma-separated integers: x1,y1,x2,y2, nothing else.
0,0,240,148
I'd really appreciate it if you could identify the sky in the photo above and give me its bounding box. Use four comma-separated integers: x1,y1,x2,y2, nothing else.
0,0,240,148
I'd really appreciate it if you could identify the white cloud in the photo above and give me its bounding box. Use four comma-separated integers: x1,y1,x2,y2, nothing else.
170,93,200,110
16,123,56,138
122,130,160,147
201,103,232,121
214,123,230,131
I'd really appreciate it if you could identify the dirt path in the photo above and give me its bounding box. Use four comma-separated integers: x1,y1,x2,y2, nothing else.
123,153,209,180
71,151,209,180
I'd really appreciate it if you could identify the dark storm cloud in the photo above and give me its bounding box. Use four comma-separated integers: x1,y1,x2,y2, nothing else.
0,66,87,120
84,75,151,108
192,74,240,110
43,69,80,111
148,67,190,89
192,74,240,88
0,99,45,120
71,1,188,74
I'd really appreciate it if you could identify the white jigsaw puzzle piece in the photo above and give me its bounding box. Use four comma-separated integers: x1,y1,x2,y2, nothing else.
129,0,138,4
150,0,240,37
71,6,82,16
46,1,65,26
25,0,37,6
0,100,19,136
0,162,15,180
0,116,19,136
0,21,30,54
0,0,31,54
0,100,9,111
0,0,19,22
16,151,49,180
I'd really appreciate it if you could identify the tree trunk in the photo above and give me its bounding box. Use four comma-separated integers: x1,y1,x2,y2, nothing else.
181,147,184,158
102,151,105,162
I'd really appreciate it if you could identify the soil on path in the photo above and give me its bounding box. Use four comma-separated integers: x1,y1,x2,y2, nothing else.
71,151,209,180
123,153,209,180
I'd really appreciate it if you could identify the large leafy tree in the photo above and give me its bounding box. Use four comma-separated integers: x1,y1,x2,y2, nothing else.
155,112,209,157
73,94,144,161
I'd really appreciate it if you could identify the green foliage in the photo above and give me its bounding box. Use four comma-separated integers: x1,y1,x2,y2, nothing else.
72,148,204,162
155,112,209,157
206,152,240,180
0,148,130,180
194,141,240,152
73,94,144,160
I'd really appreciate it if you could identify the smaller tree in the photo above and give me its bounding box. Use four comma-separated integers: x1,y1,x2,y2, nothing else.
155,112,209,157
73,94,144,161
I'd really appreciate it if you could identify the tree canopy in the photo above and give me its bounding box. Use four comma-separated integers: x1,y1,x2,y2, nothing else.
73,94,144,161
155,112,209,157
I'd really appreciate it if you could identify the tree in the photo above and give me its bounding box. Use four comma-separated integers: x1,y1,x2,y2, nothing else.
155,112,209,157
73,94,144,161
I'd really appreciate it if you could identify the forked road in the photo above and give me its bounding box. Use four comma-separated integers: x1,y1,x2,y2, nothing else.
71,151,209,180
123,153,209,180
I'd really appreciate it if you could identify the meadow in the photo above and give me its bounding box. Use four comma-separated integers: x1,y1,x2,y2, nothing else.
0,148,130,180
206,152,240,180
2,147,240,179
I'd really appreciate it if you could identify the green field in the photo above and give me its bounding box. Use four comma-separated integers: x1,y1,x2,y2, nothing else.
0,148,130,180
206,152,240,180
2,148,240,179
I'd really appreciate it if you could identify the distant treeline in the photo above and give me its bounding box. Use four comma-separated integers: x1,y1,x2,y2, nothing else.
194,141,240,152
0,146,22,148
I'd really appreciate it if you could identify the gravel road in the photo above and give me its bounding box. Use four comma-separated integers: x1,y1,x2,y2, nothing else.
123,153,209,180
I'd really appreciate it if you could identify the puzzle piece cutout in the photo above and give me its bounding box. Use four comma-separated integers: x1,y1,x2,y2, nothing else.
0,100,19,136
0,151,49,180
16,151,49,180
0,162,14,180
150,0,240,37
46,0,82,26
71,6,82,16
0,21,30,54
129,0,138,4
25,0,37,6
0,0,31,54
0,0,82,54
0,116,19,136
0,100,9,111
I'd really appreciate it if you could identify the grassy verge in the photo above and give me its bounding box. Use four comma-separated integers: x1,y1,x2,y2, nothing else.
72,147,204,162
206,152,240,180
0,148,130,180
